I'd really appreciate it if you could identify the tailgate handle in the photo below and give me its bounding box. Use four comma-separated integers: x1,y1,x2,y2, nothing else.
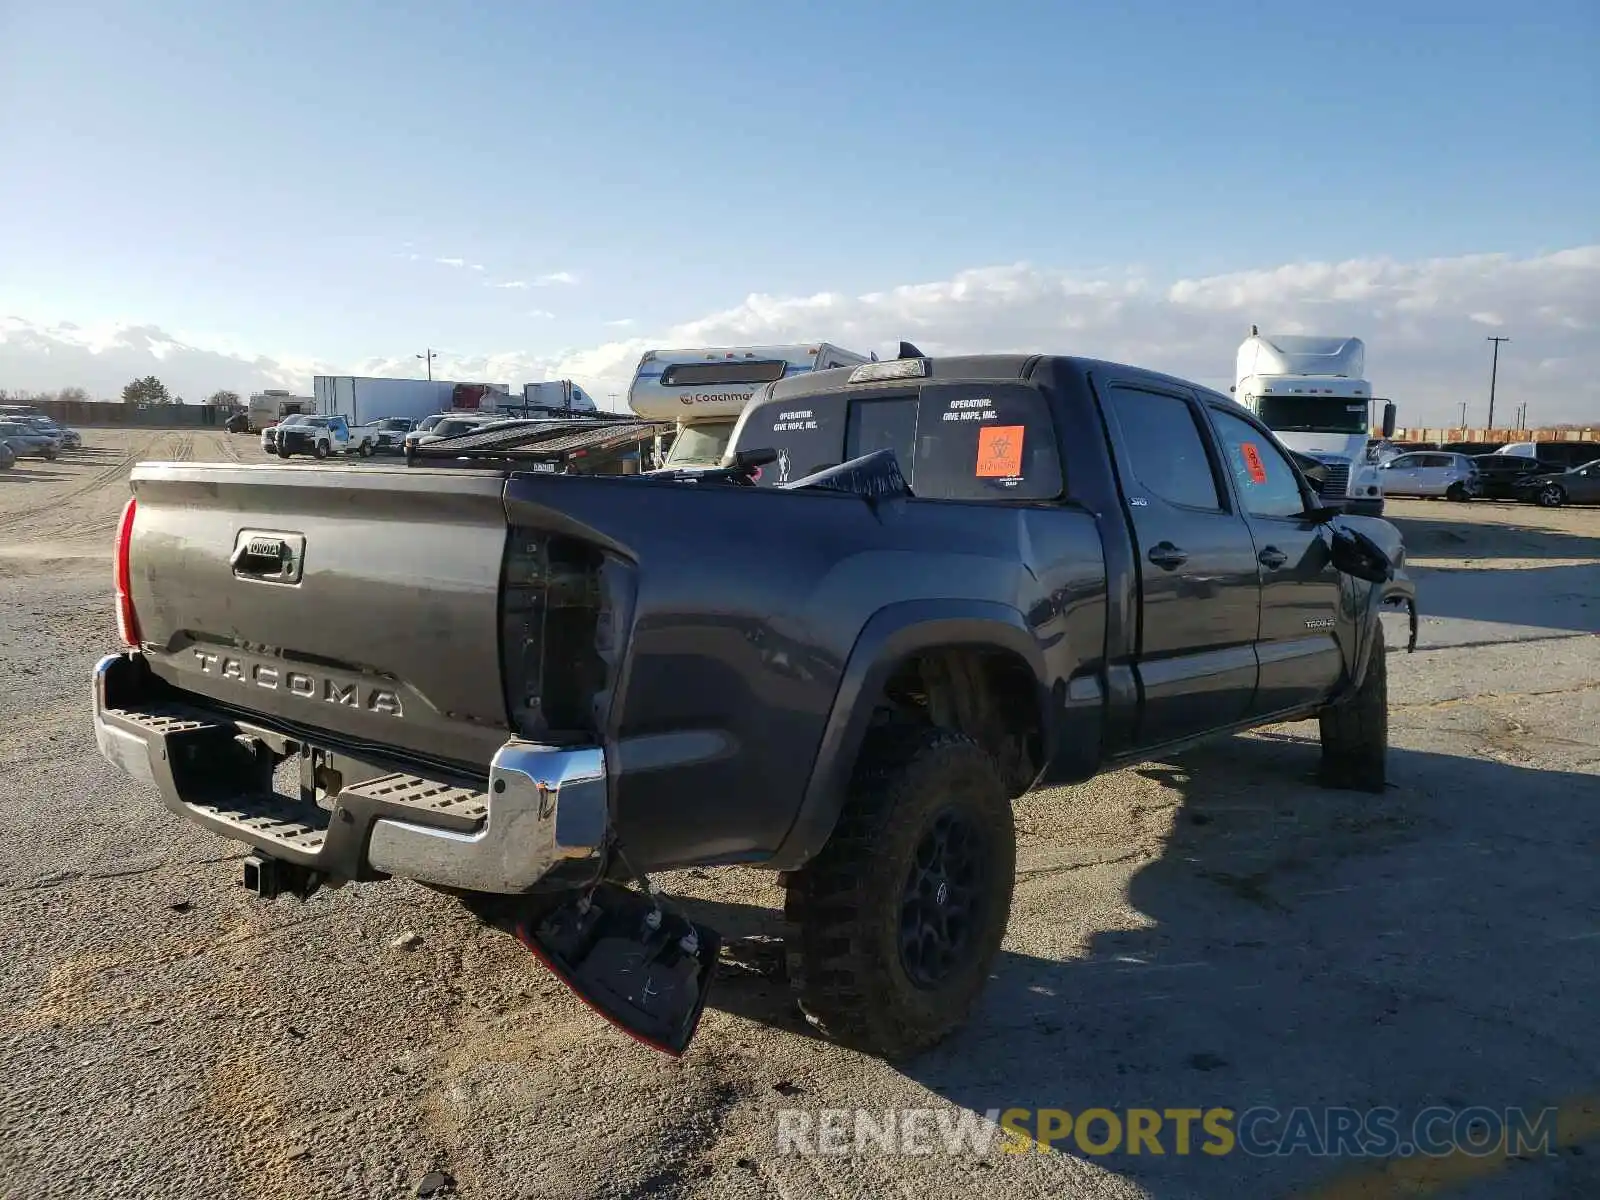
230,532,304,582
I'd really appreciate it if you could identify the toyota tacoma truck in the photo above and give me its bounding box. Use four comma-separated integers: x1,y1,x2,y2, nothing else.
93,351,1416,1059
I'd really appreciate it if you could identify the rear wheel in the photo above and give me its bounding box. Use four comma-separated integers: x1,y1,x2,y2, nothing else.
1319,624,1388,793
1445,482,1469,502
313,440,329,460
358,440,374,458
1537,484,1565,507
782,727,1015,1059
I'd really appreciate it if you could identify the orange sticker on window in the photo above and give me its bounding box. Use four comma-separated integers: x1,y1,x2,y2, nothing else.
976,425,1025,477
1241,441,1268,484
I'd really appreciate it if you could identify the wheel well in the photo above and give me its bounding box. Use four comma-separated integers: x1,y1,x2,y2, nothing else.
875,645,1043,796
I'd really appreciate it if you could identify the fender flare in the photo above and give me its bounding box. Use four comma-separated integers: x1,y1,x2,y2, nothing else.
766,599,1049,872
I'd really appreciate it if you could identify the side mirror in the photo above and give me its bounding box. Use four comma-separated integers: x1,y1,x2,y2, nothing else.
1329,526,1393,584
1381,402,1397,439
1299,461,1331,487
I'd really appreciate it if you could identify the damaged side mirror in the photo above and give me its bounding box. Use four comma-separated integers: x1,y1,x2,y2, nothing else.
1329,526,1393,584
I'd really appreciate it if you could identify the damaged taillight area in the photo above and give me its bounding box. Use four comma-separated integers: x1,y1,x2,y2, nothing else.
500,528,636,741
114,497,141,648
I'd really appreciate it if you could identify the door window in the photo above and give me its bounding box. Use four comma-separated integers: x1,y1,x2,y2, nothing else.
1208,409,1311,519
1100,386,1223,511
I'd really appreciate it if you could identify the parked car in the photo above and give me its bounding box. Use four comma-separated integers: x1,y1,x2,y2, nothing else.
1511,459,1600,508
371,417,417,454
1376,451,1481,501
1469,453,1547,500
18,415,81,449
402,413,497,461
0,440,15,470
225,411,251,434
0,420,60,460
401,414,450,455
94,350,1417,1059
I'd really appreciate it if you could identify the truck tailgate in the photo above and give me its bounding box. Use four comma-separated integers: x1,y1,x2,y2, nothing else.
125,463,510,767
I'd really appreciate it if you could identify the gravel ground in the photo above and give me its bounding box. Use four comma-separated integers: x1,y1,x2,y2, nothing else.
1,430,1597,1200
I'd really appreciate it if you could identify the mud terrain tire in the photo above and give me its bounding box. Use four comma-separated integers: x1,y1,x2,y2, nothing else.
783,726,1015,1059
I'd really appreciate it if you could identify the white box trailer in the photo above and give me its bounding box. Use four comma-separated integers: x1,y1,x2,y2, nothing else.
313,376,456,426
519,380,598,412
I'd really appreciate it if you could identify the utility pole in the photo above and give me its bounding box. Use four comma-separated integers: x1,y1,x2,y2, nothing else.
1458,401,1467,428
417,348,438,381
1486,335,1510,428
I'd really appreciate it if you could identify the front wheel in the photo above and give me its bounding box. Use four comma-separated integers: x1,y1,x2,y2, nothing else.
44,446,58,461
782,726,1015,1059
358,441,374,458
1537,484,1565,508
1445,482,1470,502
1319,624,1388,793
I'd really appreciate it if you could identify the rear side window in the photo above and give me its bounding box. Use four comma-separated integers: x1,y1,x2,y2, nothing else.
746,382,1062,499
1100,385,1223,511
905,383,1062,501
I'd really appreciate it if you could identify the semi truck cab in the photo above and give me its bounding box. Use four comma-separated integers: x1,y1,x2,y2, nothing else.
1234,331,1395,517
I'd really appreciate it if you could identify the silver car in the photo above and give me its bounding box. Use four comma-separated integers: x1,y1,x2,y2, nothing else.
1378,451,1481,501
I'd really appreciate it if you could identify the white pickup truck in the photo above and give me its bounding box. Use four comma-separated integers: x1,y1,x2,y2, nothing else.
272,414,379,459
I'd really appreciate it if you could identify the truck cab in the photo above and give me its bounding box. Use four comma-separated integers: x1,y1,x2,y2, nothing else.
627,343,874,469
1234,332,1395,516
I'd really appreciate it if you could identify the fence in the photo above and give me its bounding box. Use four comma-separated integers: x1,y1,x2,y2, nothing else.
24,400,232,428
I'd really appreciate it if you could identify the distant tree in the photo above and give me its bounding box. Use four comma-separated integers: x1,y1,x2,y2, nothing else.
122,376,171,406
57,386,90,404
208,389,241,408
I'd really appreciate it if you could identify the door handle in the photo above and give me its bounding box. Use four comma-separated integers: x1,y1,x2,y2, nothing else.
1147,542,1188,570
1258,546,1288,570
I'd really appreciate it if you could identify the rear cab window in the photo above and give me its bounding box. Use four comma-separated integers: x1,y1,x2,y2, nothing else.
739,379,1063,500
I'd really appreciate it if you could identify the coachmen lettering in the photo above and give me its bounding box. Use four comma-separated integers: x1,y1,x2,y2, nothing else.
190,649,403,716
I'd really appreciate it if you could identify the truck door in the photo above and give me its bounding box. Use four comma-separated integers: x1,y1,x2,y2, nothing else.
1204,405,1344,716
1098,384,1262,748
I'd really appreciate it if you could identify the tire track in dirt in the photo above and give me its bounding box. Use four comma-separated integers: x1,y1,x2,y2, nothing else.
1,430,210,544
0,433,161,537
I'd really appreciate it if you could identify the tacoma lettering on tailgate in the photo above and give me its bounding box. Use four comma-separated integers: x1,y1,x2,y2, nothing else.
191,649,404,716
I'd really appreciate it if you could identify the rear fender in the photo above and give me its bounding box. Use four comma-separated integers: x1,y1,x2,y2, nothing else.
766,599,1049,871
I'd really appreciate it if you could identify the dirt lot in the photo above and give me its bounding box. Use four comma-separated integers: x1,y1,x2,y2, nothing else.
2,429,1597,1199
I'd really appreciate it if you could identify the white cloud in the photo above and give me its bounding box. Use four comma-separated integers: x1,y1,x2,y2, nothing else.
534,271,578,286
3,246,1596,423
604,318,635,327
435,257,466,268
492,280,530,289
525,310,555,320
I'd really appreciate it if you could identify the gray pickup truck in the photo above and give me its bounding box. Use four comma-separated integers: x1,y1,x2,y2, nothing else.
94,350,1416,1057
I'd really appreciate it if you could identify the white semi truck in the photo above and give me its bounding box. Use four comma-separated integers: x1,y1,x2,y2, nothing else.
627,343,874,469
1233,329,1396,516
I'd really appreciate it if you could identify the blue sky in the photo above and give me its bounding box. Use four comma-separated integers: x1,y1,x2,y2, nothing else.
0,0,1596,411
